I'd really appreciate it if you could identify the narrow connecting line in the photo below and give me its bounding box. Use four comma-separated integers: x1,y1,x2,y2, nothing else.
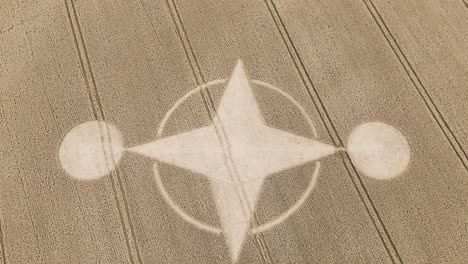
262,0,403,263
63,1,143,263
163,0,275,262
362,0,468,172
0,47,9,264
0,48,8,264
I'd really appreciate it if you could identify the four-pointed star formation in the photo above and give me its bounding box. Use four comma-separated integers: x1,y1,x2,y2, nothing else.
128,60,337,261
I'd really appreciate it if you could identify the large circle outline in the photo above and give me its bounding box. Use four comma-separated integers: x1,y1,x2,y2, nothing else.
153,79,321,235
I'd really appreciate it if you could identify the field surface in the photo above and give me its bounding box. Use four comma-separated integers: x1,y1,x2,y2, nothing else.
1,0,467,263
